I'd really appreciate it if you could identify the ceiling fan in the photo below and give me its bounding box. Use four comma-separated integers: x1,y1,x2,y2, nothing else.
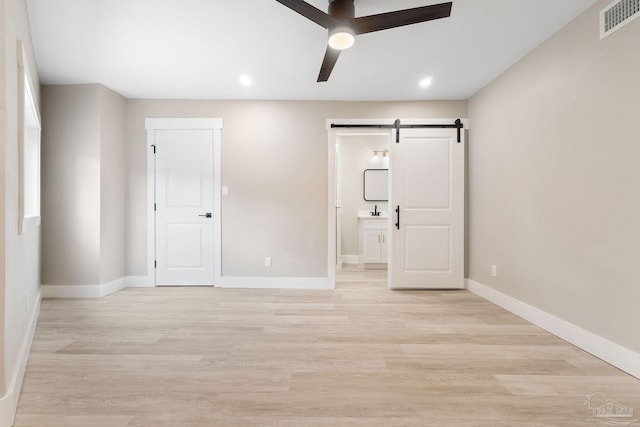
275,0,453,82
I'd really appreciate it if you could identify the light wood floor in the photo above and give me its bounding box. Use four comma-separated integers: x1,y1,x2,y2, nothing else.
14,267,640,426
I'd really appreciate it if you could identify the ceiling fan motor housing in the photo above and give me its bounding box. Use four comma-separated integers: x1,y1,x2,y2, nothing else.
328,0,355,19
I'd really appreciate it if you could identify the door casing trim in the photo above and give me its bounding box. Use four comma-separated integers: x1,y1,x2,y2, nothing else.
145,118,223,287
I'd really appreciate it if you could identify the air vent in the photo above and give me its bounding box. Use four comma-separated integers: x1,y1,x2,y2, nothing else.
600,0,640,39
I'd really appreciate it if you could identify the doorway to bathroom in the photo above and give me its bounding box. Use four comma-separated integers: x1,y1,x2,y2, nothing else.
327,119,466,290
335,133,390,273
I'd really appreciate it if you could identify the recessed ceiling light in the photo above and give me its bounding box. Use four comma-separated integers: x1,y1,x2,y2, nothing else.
419,77,433,88
239,74,252,86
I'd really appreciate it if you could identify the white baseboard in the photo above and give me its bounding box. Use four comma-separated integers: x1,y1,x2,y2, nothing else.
466,279,640,380
42,277,126,298
41,275,332,295
0,289,41,427
341,255,360,265
217,277,333,290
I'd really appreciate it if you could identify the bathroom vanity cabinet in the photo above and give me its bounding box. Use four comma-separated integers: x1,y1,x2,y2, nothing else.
358,212,388,269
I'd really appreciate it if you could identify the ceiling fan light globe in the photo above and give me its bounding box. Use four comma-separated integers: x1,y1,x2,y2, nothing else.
328,29,355,50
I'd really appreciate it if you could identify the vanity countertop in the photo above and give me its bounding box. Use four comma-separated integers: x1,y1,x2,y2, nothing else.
357,209,388,219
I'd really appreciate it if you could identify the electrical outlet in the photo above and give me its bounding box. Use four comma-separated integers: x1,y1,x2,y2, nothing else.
491,265,497,277
265,256,272,267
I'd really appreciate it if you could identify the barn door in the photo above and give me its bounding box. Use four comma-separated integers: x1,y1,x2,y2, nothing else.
389,127,464,289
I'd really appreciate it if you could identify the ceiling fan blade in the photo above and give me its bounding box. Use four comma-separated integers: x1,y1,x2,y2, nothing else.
274,0,336,28
317,46,341,82
352,2,452,35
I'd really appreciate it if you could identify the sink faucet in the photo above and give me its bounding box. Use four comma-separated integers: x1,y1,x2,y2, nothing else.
371,205,379,216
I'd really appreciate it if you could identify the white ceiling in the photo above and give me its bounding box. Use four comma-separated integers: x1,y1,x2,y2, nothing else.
26,0,598,101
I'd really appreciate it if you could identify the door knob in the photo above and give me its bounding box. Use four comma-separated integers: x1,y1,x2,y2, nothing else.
198,213,212,218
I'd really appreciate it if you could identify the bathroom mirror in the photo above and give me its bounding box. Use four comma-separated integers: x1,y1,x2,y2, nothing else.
363,169,388,201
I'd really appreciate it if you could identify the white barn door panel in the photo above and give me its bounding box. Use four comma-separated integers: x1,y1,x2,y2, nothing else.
390,127,465,289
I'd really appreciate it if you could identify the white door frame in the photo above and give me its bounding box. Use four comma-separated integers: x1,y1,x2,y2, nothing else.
326,118,468,289
146,118,223,287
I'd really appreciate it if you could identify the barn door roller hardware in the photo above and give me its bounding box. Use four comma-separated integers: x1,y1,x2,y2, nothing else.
331,118,463,143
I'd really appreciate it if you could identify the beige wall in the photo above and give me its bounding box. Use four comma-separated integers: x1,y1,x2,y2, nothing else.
41,84,127,286
1,0,40,419
41,85,101,285
126,100,467,278
468,0,640,352
0,0,6,395
99,86,126,283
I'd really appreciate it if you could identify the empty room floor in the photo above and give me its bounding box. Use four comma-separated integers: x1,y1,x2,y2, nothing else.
13,267,640,426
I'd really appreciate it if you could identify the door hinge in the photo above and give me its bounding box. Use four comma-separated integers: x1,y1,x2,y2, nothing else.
154,260,157,268
151,144,156,154
154,203,157,211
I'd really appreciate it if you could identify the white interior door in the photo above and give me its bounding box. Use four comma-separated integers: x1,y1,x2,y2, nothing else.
155,129,214,286
389,127,464,289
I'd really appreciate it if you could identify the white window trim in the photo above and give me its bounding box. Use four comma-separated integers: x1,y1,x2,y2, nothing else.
18,41,42,234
